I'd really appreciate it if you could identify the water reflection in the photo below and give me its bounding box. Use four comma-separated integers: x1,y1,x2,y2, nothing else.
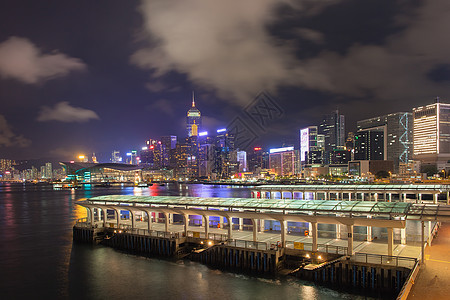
0,183,374,299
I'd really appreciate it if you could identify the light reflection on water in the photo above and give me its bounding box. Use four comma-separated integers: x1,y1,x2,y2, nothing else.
0,183,375,299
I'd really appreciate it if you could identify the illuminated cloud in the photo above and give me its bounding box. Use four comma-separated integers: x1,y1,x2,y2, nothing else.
132,0,450,106
0,36,86,84
0,115,31,147
300,0,450,101
131,0,336,105
37,101,100,123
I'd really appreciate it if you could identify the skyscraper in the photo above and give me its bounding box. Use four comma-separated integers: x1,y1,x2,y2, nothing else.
161,136,177,167
354,130,384,161
300,126,319,163
413,101,450,170
45,162,52,179
186,93,202,137
357,112,412,171
319,110,345,163
268,147,299,176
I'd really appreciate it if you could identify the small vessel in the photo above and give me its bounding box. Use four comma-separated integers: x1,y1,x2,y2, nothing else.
137,182,148,187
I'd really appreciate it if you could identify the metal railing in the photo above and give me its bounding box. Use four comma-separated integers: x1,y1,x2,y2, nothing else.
120,228,181,239
285,241,348,255
226,239,268,250
396,259,420,300
350,252,417,269
186,231,228,241
429,221,440,244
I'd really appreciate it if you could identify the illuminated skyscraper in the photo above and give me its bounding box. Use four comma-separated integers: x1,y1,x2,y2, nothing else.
357,112,412,171
268,147,299,176
319,110,345,154
186,93,202,137
45,162,52,179
300,126,320,163
413,101,450,170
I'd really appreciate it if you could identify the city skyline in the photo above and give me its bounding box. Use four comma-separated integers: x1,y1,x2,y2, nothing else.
1,0,450,161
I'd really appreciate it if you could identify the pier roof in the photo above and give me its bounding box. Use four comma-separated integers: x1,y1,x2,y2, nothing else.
82,195,450,221
253,184,450,193
88,195,409,214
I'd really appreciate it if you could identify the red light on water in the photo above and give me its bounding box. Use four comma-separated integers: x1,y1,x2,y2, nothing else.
254,147,262,151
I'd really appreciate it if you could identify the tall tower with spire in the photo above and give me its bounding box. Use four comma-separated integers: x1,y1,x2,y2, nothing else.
186,92,202,137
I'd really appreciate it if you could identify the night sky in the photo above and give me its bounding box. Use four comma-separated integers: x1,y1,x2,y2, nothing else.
1,0,450,161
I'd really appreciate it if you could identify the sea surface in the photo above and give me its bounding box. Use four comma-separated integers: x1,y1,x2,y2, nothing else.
0,183,375,299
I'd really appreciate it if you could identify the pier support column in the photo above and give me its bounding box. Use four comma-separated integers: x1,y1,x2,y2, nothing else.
89,208,94,225
388,228,394,256
401,228,406,244
312,222,318,252
102,208,107,228
114,208,120,228
203,215,209,236
146,211,152,231
164,213,169,232
421,221,425,264
428,221,432,245
183,214,188,236
336,223,341,239
280,220,286,248
418,193,422,203
374,193,378,202
239,218,243,231
227,217,233,239
447,191,450,205
433,193,438,204
252,219,257,242
308,222,312,235
388,193,392,202
347,225,354,255
258,219,264,233
367,226,372,242
130,210,135,229
367,215,373,242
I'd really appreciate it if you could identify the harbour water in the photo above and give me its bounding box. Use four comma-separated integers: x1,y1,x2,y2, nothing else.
0,183,374,299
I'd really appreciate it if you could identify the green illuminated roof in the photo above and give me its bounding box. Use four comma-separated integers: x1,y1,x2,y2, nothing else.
254,184,450,192
86,195,411,215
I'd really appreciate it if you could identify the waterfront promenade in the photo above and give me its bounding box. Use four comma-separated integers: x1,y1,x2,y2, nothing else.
408,222,450,299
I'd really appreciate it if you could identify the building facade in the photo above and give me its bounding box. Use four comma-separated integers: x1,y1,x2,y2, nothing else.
357,112,412,172
413,102,450,171
268,147,299,176
186,95,202,137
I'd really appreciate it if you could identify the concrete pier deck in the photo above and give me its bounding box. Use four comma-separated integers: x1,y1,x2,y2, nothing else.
95,220,422,260
408,222,450,299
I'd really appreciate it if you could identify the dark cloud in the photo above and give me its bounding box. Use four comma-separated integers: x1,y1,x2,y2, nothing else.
0,115,31,147
0,37,86,84
37,101,100,123
131,0,339,105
